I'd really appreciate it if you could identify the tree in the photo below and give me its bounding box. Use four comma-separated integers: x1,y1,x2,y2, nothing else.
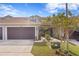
40,17,51,37
51,10,78,54
51,13,65,39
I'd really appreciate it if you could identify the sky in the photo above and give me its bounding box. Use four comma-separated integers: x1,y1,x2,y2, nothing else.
0,3,79,17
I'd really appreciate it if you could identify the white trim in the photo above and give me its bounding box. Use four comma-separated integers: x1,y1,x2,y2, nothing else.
6,26,36,27
2,27,4,40
0,26,3,27
35,27,36,40
0,23,38,24
35,26,39,40
5,26,7,40
8,39,33,40
0,23,39,26
2,26,7,40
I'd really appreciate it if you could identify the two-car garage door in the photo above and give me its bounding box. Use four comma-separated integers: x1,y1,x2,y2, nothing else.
7,27,35,40
0,27,35,40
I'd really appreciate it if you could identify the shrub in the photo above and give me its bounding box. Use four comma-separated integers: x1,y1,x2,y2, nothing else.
51,42,60,49
45,34,51,41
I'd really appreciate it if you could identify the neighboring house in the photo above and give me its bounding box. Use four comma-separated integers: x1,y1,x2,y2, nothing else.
0,15,41,40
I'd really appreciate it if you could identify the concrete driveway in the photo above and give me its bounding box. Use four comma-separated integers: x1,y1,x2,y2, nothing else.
0,40,34,56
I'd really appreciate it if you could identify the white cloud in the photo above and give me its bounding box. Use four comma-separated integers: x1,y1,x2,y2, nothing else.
49,9,58,14
45,3,65,14
38,11,42,14
45,3,79,14
68,3,79,10
0,4,27,17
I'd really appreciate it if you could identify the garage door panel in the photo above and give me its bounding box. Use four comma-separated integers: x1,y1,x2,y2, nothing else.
0,27,2,40
7,27,35,39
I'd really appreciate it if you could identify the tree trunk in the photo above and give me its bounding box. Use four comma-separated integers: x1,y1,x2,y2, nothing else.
65,29,69,54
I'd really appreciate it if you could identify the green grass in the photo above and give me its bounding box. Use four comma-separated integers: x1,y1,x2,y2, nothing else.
61,41,79,56
31,42,56,56
31,41,79,56
69,43,79,55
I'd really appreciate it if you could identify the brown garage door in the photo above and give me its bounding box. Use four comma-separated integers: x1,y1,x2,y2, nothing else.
7,27,35,40
0,27,2,40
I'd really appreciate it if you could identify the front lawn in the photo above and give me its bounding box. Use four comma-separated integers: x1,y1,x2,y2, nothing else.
69,43,79,55
31,41,79,56
31,42,56,56
61,41,79,56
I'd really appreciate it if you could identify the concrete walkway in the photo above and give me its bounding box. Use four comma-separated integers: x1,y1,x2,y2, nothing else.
69,39,79,46
0,40,34,56
50,37,79,46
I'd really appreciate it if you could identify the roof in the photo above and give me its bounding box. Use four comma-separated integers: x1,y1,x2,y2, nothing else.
0,15,41,26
